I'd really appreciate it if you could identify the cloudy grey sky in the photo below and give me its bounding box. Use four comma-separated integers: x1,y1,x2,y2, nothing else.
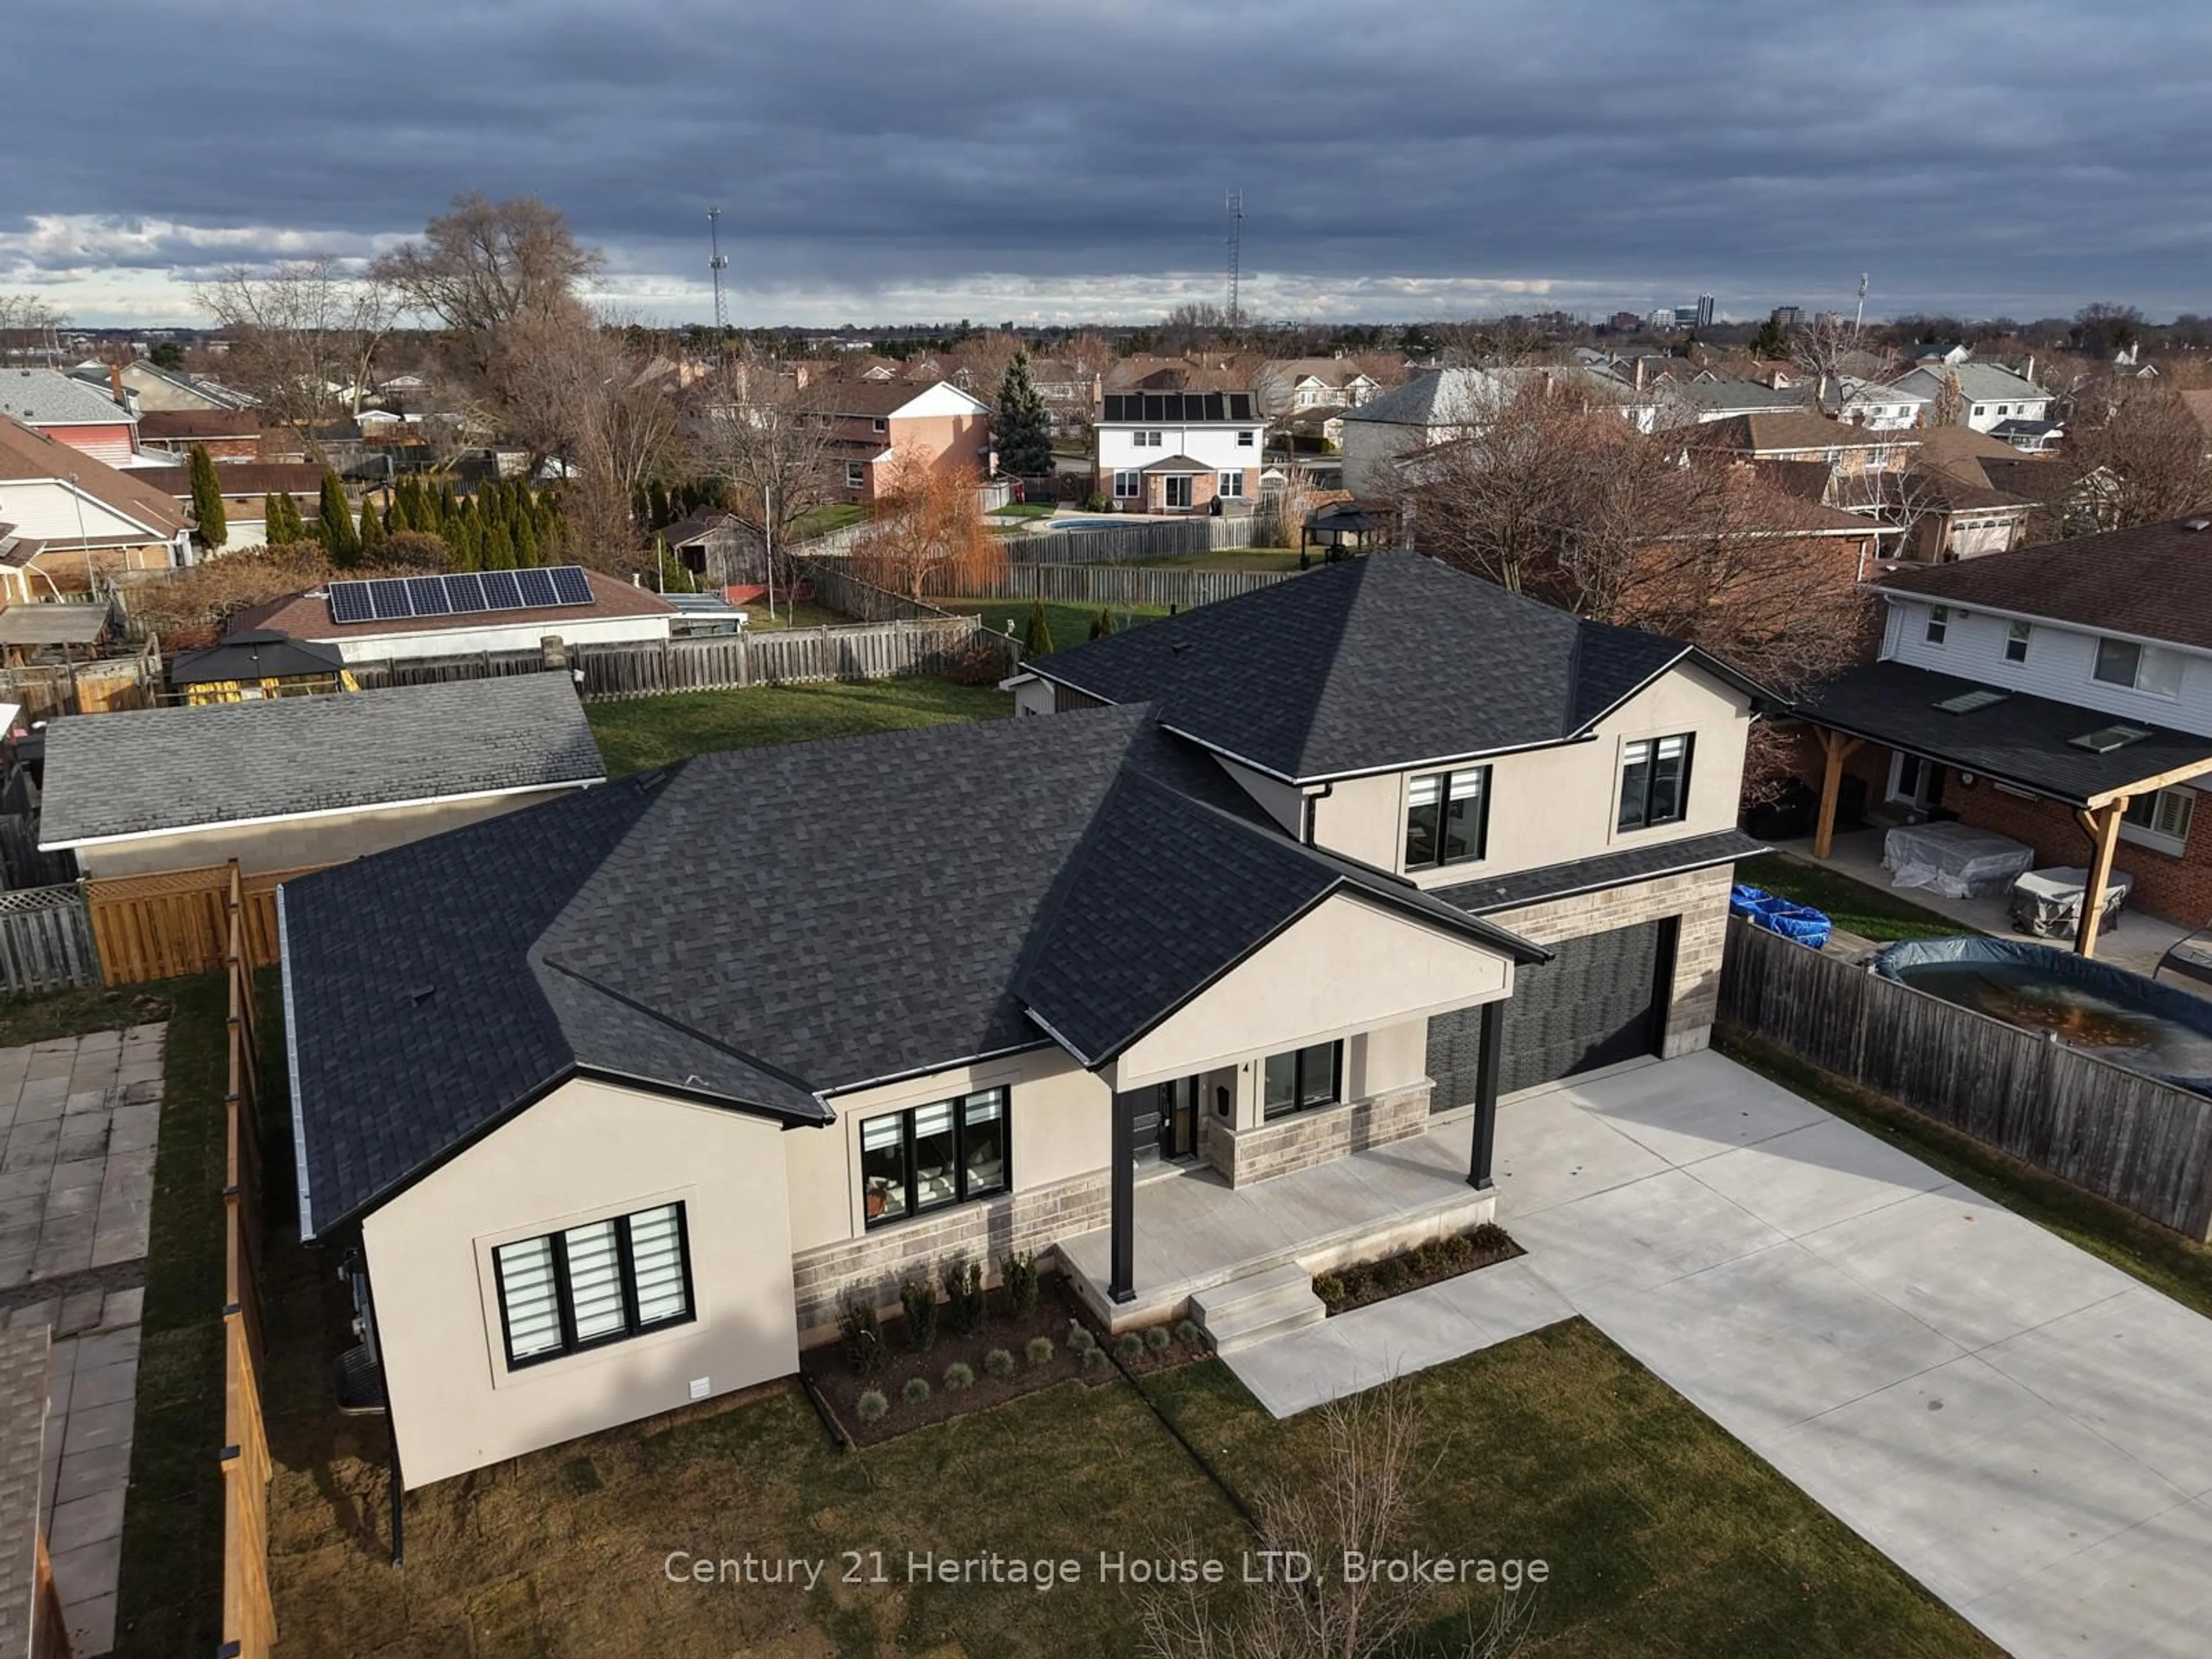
7,0,2210,327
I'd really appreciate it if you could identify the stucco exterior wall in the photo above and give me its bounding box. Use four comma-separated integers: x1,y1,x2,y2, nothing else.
361,1078,800,1489
70,784,593,878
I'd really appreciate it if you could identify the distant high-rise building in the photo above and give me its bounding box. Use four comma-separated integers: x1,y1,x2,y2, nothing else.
1672,305,1700,329
1770,305,1804,329
1696,293,1716,329
1607,310,1643,333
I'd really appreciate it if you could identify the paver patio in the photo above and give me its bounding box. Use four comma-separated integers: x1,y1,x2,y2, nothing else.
0,1025,165,1657
1223,1048,2212,1659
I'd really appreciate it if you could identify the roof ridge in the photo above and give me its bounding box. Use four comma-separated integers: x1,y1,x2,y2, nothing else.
535,954,827,1108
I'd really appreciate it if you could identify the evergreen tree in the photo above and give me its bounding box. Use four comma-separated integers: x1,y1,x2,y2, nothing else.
512,509,539,567
438,480,459,529
1088,607,1116,640
996,351,1054,478
482,521,517,570
262,493,285,545
319,470,359,563
1021,597,1055,657
448,516,480,571
187,444,228,550
359,497,385,552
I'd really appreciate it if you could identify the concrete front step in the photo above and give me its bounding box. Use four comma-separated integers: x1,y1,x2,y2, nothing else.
1191,1263,1327,1354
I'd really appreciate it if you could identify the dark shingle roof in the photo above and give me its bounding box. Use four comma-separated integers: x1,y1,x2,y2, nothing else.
1872,520,2212,649
167,630,346,686
1437,828,1768,913
1797,661,2212,806
1026,552,1724,781
40,675,604,847
282,705,1541,1235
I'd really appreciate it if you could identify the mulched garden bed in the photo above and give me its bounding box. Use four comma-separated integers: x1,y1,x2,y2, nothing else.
1313,1220,1523,1316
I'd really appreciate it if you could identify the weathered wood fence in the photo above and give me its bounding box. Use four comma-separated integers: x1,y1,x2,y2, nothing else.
0,884,99,995
85,863,306,985
575,618,1010,700
0,634,161,721
219,861,278,1658
925,561,1293,610
803,562,967,625
1012,515,1257,563
1719,917,2212,1239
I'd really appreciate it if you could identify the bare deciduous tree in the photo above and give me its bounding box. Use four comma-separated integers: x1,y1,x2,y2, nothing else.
198,259,395,457
850,449,1004,601
0,293,67,364
2060,380,2212,529
1789,314,1869,399
691,368,842,582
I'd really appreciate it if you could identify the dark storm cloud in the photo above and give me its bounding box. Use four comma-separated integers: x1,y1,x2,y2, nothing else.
6,0,2211,321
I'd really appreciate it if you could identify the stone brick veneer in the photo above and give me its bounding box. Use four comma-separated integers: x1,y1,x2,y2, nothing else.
790,1171,1109,1345
1206,1080,1433,1186
1491,863,1733,1060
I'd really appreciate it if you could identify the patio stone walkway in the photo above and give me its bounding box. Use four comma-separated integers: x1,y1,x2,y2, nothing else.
0,1025,165,1657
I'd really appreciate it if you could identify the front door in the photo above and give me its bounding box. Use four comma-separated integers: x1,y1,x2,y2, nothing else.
1125,1076,1200,1164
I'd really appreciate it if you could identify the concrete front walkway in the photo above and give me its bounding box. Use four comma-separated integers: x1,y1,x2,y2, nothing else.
1224,1050,2212,1659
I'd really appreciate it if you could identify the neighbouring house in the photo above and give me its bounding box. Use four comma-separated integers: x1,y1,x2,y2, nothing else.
1791,518,2212,948
1834,375,1933,431
75,359,257,415
135,408,264,460
0,417,191,597
231,565,678,668
817,378,994,501
1252,358,1387,418
278,552,1768,1488
1873,426,2046,562
1094,390,1262,513
1649,376,1810,427
1889,359,2061,450
39,673,604,878
166,630,358,703
1694,410,1919,478
0,369,141,468
1025,358,1100,433
130,459,325,550
1339,366,1646,497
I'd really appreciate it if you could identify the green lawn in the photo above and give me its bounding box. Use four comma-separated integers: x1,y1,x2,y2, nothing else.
0,982,179,1048
988,502,1058,521
791,503,868,537
930,598,1168,654
585,679,1010,775
1135,548,1306,572
733,597,847,632
1737,852,1967,942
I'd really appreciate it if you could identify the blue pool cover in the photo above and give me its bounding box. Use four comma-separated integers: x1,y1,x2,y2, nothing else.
1730,884,1832,950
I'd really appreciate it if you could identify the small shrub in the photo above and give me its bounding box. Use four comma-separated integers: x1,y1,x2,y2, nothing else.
1115,1331,1146,1361
1469,1221,1512,1255
1084,491,1112,513
941,1258,986,1337
1000,1251,1039,1318
984,1347,1016,1377
1025,1335,1056,1368
900,1277,938,1353
856,1389,889,1425
902,1376,932,1407
1066,1322,1097,1355
838,1292,886,1377
943,1361,975,1392
1374,1256,1411,1294
1313,1273,1346,1305
1143,1325,1172,1352
1081,1346,1109,1374
1173,1319,1204,1349
1441,1233,1476,1267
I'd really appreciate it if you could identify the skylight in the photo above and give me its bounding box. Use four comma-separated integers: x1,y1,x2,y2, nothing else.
2070,724,2154,753
1934,688,2009,714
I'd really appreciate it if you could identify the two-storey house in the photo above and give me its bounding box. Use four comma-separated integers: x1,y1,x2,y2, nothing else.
1888,361,2061,451
818,377,994,502
1093,389,1262,513
0,416,190,596
1794,518,2212,951
0,369,141,468
277,552,1768,1490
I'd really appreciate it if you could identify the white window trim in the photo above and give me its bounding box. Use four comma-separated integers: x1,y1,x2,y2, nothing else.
2121,785,2195,854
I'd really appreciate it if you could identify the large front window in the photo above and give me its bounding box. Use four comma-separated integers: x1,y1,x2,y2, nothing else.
491,1203,692,1369
861,1088,1007,1227
1262,1041,1342,1120
2094,637,2184,698
1404,766,1490,870
1618,734,1693,831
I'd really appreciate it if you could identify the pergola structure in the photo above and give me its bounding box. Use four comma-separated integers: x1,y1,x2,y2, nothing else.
1299,500,1394,561
1797,661,2212,959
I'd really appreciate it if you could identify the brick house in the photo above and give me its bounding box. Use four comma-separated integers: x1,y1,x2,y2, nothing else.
1791,518,2212,948
136,408,264,461
819,378,994,502
1093,390,1262,513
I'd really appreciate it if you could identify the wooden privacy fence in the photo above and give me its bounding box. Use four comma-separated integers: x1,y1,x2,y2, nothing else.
1719,917,2212,1239
802,561,965,625
925,560,1293,611
350,649,550,691
219,862,278,1658
0,884,100,995
576,619,1009,700
86,863,305,985
1011,515,1257,563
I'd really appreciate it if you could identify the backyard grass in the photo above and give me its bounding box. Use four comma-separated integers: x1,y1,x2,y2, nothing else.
1720,1025,2212,1325
259,1313,1991,1657
0,982,179,1048
792,503,869,537
1134,548,1307,573
733,597,847,632
1737,851,1967,942
987,501,1058,521
585,679,1010,775
930,597,1168,653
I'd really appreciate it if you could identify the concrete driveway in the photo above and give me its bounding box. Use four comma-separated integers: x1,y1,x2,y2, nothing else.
1492,1050,2212,1659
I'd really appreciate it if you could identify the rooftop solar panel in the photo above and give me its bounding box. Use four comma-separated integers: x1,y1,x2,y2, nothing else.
480,570,525,611
404,576,454,616
548,566,593,605
515,568,559,607
367,579,414,620
327,582,375,625
444,573,487,613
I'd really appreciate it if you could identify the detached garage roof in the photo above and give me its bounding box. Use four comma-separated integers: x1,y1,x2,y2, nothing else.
39,673,604,849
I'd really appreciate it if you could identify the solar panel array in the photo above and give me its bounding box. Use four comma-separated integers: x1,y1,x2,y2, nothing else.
326,565,595,625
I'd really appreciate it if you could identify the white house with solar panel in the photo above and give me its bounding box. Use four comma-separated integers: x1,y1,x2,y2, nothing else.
231,564,679,668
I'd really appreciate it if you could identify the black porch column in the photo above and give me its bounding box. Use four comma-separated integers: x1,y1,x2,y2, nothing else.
1468,999,1502,1191
1109,1088,1137,1302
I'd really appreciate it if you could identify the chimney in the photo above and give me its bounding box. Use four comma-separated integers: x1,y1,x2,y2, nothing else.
1635,358,1646,392
2025,355,2036,386
108,362,124,404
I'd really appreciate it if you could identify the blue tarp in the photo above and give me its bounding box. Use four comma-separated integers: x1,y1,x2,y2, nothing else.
1730,884,1832,950
1872,935,2212,1096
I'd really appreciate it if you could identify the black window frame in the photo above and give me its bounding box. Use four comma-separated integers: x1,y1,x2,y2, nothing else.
490,1202,696,1372
1618,732,1695,832
1261,1040,1344,1122
860,1087,1012,1230
1403,764,1493,871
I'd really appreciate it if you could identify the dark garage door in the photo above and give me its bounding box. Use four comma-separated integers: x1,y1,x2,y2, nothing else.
1426,918,1677,1108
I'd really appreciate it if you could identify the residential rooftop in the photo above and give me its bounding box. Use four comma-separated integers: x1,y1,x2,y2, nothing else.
0,369,133,430
1872,518,2212,649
